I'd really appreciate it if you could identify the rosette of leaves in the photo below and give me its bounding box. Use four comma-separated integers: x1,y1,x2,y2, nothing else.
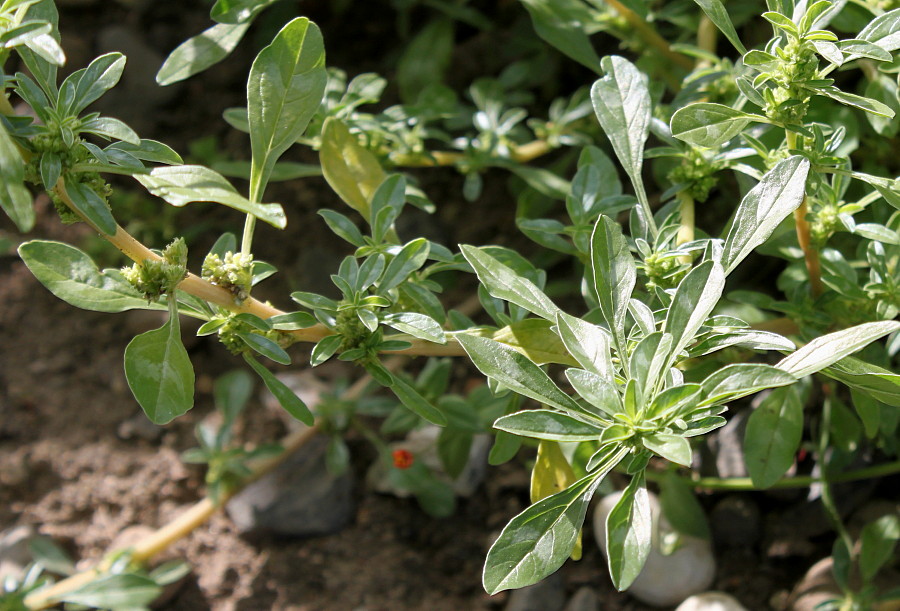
456,76,900,589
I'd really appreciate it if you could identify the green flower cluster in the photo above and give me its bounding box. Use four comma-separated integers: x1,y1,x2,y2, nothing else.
202,251,253,304
122,237,188,301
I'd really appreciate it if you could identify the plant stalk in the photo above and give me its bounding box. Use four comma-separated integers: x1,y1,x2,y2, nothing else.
676,190,694,264
646,459,900,491
51,179,467,357
785,132,824,297
603,0,694,71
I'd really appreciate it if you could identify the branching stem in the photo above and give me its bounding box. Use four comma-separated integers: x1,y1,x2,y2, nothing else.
52,179,467,357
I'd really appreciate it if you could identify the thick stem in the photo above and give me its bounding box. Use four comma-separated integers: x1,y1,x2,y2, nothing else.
603,0,694,71
785,132,824,298
52,179,467,357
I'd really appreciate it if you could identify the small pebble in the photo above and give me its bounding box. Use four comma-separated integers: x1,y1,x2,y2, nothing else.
504,572,566,611
675,592,748,611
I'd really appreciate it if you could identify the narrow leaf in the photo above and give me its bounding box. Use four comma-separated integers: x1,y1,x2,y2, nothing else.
722,156,810,274
671,103,759,148
555,311,613,378
590,215,636,342
700,364,797,406
243,353,313,424
664,261,726,365
456,333,582,413
693,0,747,53
495,410,605,442
461,245,560,321
319,117,385,221
777,320,900,378
64,180,116,235
156,22,250,86
248,17,327,201
606,471,652,591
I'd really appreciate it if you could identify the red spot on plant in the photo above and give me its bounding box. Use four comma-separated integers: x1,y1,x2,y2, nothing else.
392,448,414,469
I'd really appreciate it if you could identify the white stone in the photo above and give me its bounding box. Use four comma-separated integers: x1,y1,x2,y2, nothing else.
675,592,748,611
593,490,716,607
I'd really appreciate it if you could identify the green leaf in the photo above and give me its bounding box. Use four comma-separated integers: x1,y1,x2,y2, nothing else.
60,574,161,608
722,156,810,274
79,116,140,145
461,245,560,321
777,320,900,378
0,21,51,49
236,330,290,365
379,237,430,292
310,334,342,366
555,312,613,378
606,471,651,591
319,117,385,221
591,56,651,225
565,368,623,418
495,409,605,442
520,0,601,73
664,261,726,366
135,165,286,228
859,8,900,54
659,473,710,540
699,364,797,406
210,0,278,23
824,357,900,407
456,333,582,414
382,312,445,344
70,52,126,114
156,22,250,86
248,17,327,201
107,139,183,165
817,87,896,118
390,374,448,426
670,103,760,148
14,0,63,92
64,180,116,235
243,353,313,424
483,461,620,594
124,299,195,425
641,433,692,467
488,319,579,367
0,120,36,231
318,209,365,246
859,514,900,582
744,386,803,488
590,215,636,343
692,0,746,54
27,536,76,576
18,240,165,312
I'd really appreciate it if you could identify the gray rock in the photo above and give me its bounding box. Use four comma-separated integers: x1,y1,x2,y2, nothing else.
504,572,566,611
675,592,748,611
594,491,716,607
710,495,761,548
564,586,599,611
0,526,36,583
707,409,750,479
226,434,354,537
